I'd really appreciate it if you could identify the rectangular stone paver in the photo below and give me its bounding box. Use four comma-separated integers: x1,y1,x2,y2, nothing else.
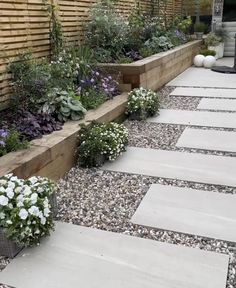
177,128,236,153
166,67,236,88
148,109,236,129
0,222,229,288
102,147,236,187
132,184,236,242
197,98,236,111
170,87,236,99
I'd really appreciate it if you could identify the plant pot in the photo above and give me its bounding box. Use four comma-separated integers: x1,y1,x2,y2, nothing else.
195,32,204,40
208,43,224,59
0,192,58,258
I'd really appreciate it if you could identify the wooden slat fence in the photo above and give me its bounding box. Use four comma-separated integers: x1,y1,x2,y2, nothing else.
0,0,182,109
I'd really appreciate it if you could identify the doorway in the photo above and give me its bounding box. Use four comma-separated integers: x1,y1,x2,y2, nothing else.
223,0,236,22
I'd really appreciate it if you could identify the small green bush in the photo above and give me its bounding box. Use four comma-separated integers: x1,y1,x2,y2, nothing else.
204,32,222,47
194,22,206,33
126,87,160,120
77,122,128,167
0,129,29,157
199,49,216,57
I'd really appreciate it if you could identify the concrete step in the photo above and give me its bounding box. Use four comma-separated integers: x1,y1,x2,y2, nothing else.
0,222,229,288
170,87,236,98
102,147,236,187
131,184,236,242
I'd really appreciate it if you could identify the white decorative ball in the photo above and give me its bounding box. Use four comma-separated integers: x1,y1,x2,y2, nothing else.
203,56,216,68
193,55,205,67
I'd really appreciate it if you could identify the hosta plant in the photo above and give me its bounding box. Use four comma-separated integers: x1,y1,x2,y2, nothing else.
77,122,128,167
0,174,55,246
127,87,160,120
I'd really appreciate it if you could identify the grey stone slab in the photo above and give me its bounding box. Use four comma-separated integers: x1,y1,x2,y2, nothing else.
131,184,236,242
166,67,236,88
177,128,236,153
170,87,236,99
197,98,236,111
0,222,229,288
102,147,236,187
148,109,236,129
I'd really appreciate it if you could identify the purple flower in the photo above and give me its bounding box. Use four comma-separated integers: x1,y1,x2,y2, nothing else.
0,129,7,138
0,140,5,147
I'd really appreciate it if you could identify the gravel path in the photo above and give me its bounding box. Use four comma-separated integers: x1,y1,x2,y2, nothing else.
57,168,236,288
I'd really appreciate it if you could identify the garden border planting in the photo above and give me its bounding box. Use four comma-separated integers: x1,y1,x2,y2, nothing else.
101,41,201,91
0,93,128,181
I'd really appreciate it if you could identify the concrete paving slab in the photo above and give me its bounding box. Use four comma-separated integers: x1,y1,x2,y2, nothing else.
0,222,229,288
197,98,236,111
102,147,236,187
170,87,236,99
131,184,236,242
176,128,236,153
166,67,236,88
148,109,236,129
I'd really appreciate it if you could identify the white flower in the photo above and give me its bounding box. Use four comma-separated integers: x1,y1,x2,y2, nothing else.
28,176,38,185
37,187,44,194
0,187,5,193
30,193,38,204
17,194,24,202
0,212,5,219
44,207,50,217
19,208,28,220
22,186,31,196
6,187,14,199
17,201,24,208
0,179,7,185
10,176,18,181
6,220,12,225
15,186,22,193
40,217,46,225
0,195,9,206
7,181,15,189
28,206,40,216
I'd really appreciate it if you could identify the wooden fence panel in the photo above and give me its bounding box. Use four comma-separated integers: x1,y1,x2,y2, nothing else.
0,0,182,109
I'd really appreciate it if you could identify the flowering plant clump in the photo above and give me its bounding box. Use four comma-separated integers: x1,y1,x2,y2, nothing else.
0,174,55,246
77,122,128,167
127,87,160,120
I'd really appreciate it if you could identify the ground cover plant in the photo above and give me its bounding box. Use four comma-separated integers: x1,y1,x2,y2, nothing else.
84,1,192,63
77,122,128,167
0,174,56,246
126,87,160,120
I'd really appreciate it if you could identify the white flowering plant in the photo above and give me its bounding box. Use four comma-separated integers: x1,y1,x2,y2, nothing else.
0,174,55,246
77,122,129,167
126,87,160,120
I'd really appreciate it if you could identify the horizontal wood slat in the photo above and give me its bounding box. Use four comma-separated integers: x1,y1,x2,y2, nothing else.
0,0,182,109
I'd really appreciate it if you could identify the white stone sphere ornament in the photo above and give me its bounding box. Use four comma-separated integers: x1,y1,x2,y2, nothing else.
203,56,216,68
193,55,205,67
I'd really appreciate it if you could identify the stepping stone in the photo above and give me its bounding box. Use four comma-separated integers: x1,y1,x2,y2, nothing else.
170,87,236,99
166,67,236,88
197,98,236,111
148,109,236,129
131,184,236,242
177,128,236,153
0,222,229,288
103,147,236,187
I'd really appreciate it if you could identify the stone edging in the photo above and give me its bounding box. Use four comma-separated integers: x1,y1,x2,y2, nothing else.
0,93,128,180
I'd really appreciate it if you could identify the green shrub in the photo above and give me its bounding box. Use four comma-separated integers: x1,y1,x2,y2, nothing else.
204,32,222,47
126,87,160,120
80,88,107,110
194,22,206,33
0,129,29,157
77,122,128,167
199,49,216,56
84,1,129,62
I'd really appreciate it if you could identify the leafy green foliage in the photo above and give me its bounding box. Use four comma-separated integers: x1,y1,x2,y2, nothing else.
194,22,206,33
77,122,128,167
127,87,160,120
199,49,216,57
0,129,29,157
204,32,222,47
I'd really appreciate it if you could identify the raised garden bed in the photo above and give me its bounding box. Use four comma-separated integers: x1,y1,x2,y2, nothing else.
102,41,201,91
0,93,128,181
